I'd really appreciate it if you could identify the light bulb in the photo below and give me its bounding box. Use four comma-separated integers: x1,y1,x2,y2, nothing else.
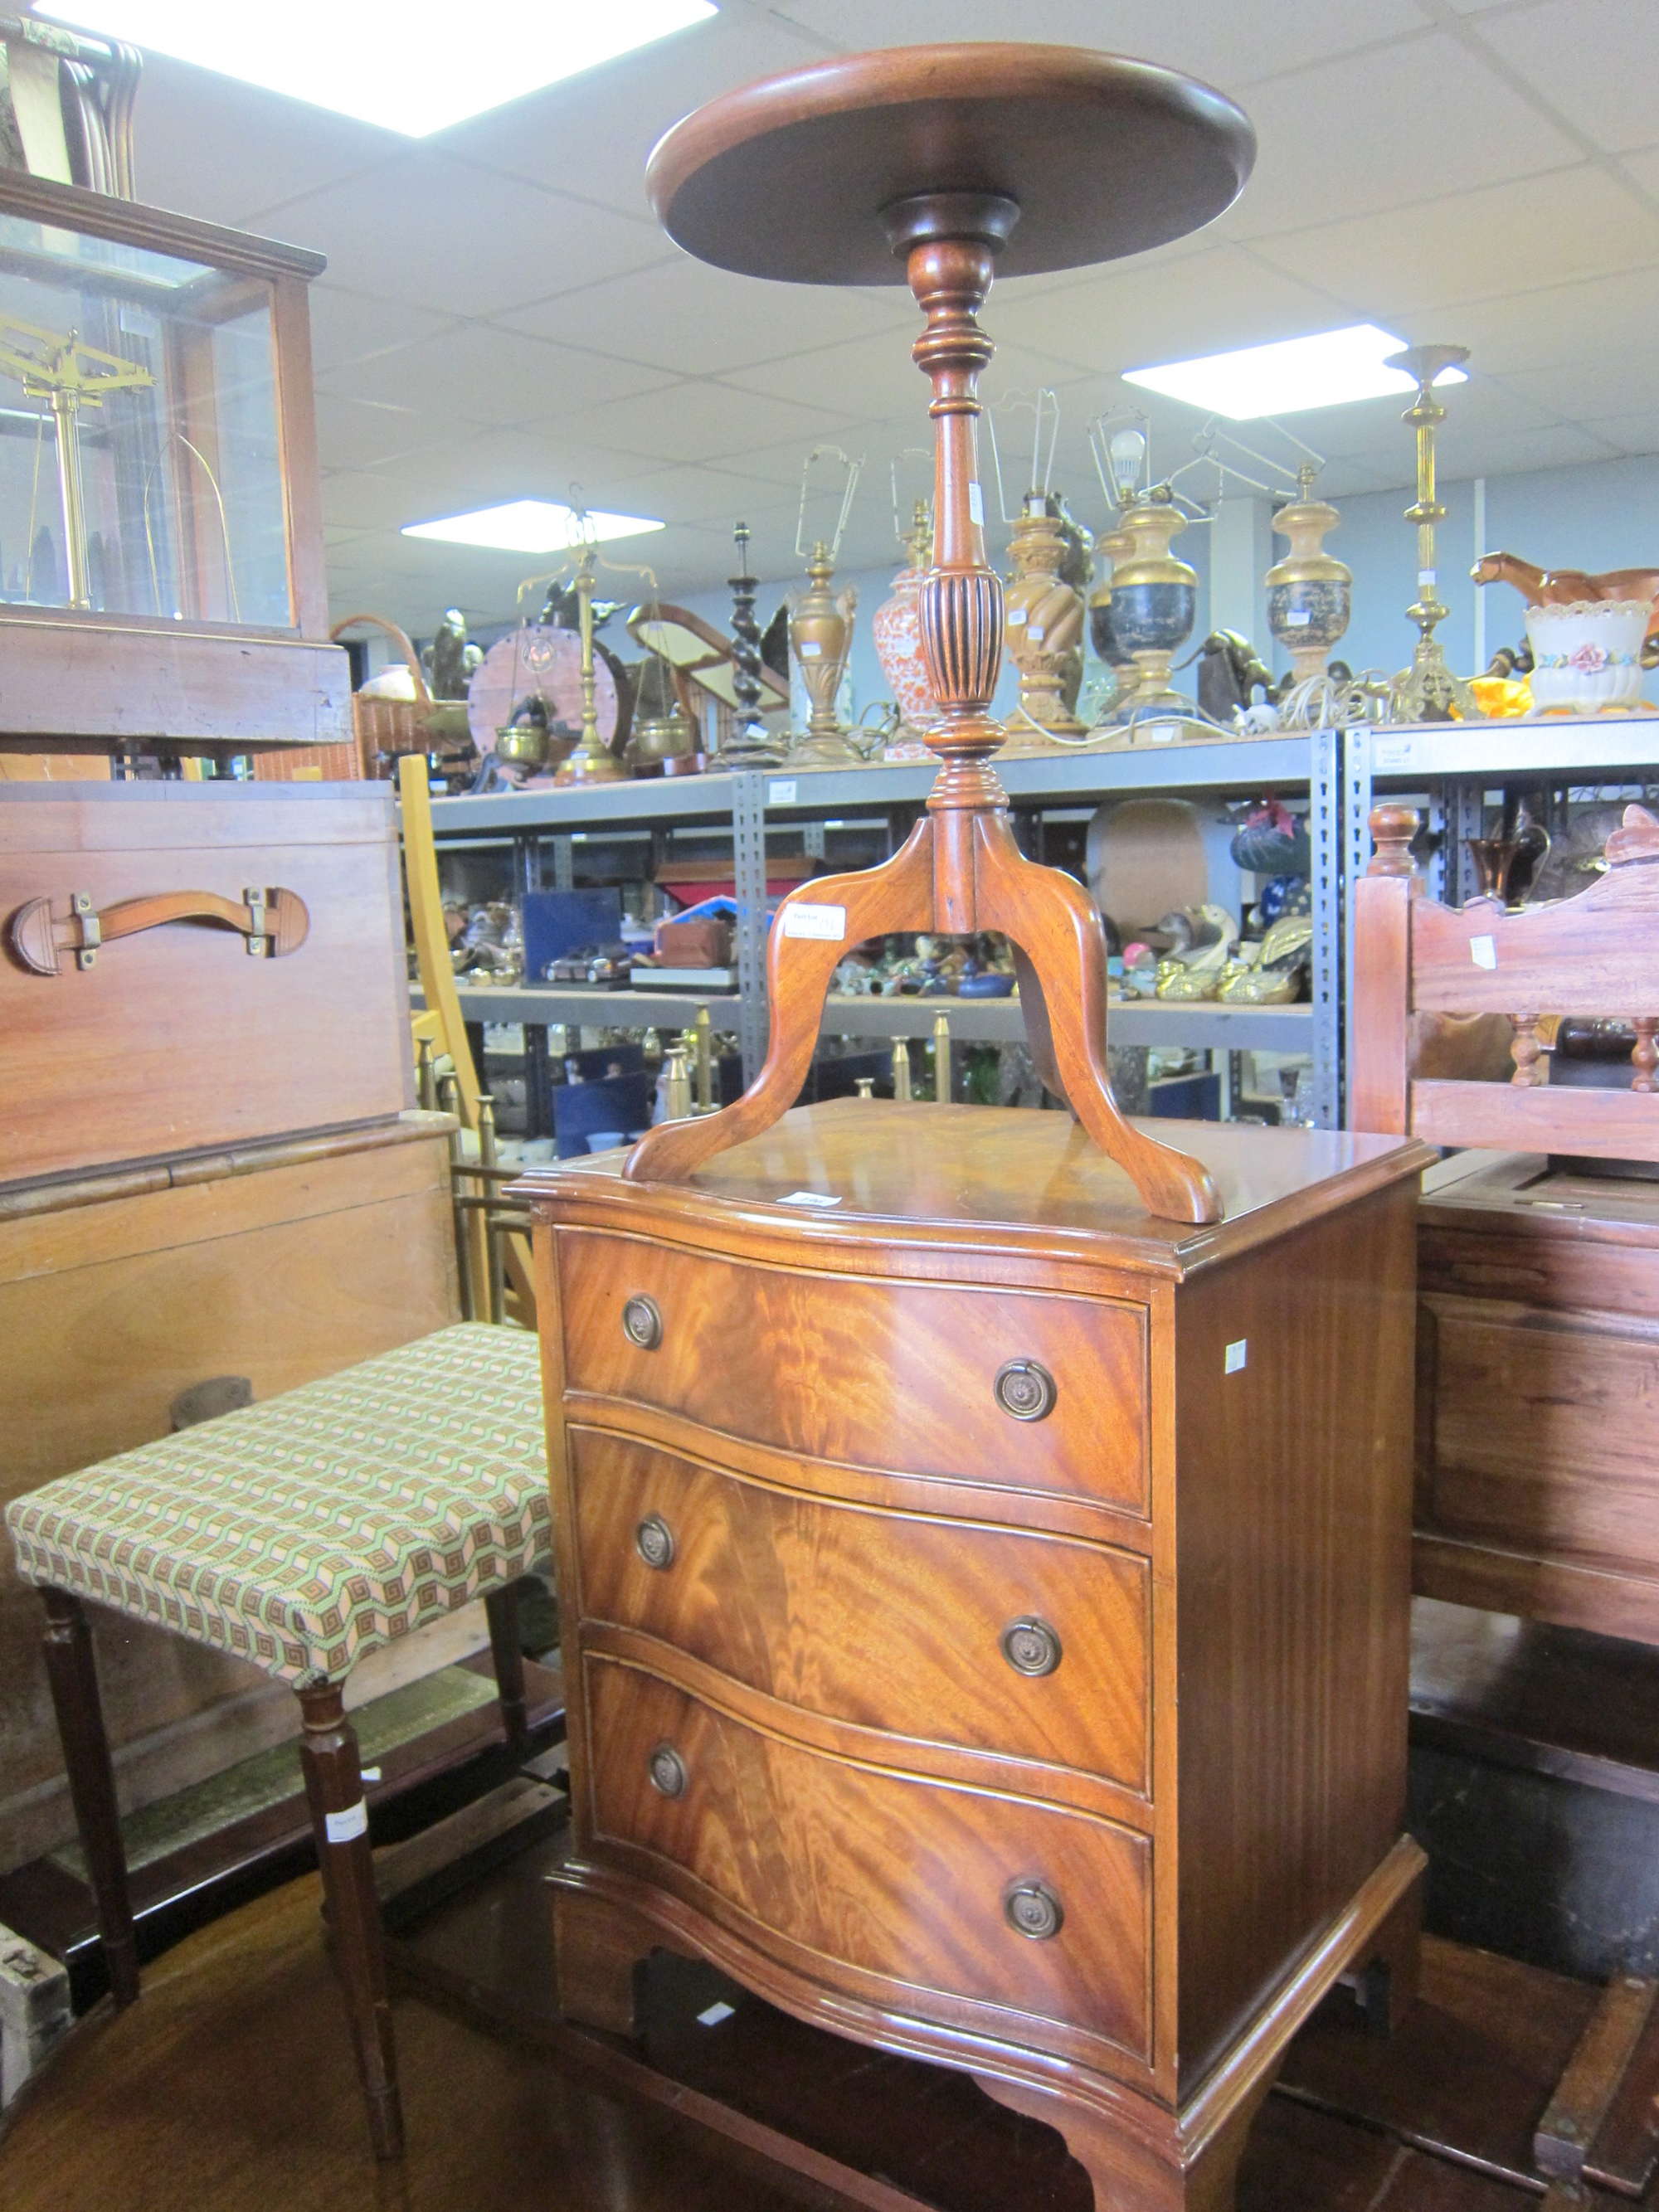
1107,427,1147,504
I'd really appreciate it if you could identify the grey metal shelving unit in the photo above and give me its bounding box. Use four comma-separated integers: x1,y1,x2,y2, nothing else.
421,733,1337,1121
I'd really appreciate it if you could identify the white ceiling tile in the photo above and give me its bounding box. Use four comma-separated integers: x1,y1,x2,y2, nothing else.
317,324,672,427
1501,356,1659,420
971,246,1347,380
1584,409,1659,455
262,155,674,318
1578,410,1659,456
1251,166,1659,315
304,284,458,377
439,10,831,220
499,252,908,376
1435,423,1627,475
600,463,801,527
312,393,459,470
764,0,1432,93
1426,268,1659,374
1222,34,1580,241
723,328,1091,425
1619,146,1659,199
547,381,858,464
1477,0,1658,154
131,53,394,226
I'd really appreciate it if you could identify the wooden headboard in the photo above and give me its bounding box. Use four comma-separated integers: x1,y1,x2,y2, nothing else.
1350,800,1659,1159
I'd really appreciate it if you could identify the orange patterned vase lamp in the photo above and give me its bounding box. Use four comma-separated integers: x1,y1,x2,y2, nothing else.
625,43,1258,1228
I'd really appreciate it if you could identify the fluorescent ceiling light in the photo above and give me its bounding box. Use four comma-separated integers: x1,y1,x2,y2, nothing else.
402,501,664,552
40,2,718,137
1122,323,1468,421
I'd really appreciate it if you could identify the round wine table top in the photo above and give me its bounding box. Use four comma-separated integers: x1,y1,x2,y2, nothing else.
646,42,1255,285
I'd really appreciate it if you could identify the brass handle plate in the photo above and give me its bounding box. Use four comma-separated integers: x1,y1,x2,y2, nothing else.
1000,1616,1063,1678
1005,1880,1063,1941
647,1743,688,1798
622,1294,663,1350
635,1514,675,1571
7,886,309,976
994,1358,1057,1422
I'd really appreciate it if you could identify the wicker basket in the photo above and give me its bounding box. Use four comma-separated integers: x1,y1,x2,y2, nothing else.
256,612,472,782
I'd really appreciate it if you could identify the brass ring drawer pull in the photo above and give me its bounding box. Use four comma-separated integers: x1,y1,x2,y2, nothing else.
1000,1616,1063,1677
621,1294,663,1349
647,1743,688,1798
635,1514,675,1571
994,1358,1056,1422
1005,1880,1063,1941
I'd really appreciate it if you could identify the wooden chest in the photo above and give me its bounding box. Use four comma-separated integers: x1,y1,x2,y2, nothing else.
0,781,410,1190
524,1101,1433,2211
1416,1152,1659,1646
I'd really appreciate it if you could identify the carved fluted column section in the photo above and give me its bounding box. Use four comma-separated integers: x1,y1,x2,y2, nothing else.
885,191,1018,928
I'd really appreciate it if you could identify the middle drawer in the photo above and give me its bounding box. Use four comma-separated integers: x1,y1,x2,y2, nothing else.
569,1427,1150,1795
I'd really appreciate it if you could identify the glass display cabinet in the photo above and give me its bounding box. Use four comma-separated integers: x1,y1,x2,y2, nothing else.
0,169,348,754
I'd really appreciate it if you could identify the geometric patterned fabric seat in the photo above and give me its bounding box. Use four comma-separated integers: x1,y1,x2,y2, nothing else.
6,1323,549,1688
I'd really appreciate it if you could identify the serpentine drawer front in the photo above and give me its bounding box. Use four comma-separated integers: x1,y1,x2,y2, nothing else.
583,1654,1153,2073
528,1102,1435,2205
557,1228,1149,1518
569,1427,1150,1796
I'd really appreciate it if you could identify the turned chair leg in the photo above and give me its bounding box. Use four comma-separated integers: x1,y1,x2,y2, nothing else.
297,1681,403,2161
39,1587,139,2008
484,1579,530,1761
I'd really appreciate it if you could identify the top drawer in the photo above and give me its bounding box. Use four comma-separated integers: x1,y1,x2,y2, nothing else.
0,785,410,1189
557,1228,1148,1516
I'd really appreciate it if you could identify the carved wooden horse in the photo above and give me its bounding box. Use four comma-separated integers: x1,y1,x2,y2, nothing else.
1472,552,1659,659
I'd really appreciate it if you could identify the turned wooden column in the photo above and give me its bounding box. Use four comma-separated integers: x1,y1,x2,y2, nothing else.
884,190,1016,927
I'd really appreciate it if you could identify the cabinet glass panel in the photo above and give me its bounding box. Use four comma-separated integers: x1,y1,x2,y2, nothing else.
0,211,289,628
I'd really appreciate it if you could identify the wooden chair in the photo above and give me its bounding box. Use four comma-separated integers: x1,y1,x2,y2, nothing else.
3,1323,549,2161
1351,800,1659,1640
398,753,535,1322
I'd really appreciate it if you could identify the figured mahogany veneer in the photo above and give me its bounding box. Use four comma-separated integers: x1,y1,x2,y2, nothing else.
570,1427,1151,1797
520,1103,1435,2212
558,1228,1149,1521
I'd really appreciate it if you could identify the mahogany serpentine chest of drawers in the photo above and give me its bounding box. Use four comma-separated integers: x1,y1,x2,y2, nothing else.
522,1101,1434,2212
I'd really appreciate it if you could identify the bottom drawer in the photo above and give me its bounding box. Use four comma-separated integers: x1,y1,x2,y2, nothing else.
584,1655,1151,2066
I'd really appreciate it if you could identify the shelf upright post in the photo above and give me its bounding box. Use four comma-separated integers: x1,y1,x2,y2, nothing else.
1308,722,1345,1131
731,770,771,1087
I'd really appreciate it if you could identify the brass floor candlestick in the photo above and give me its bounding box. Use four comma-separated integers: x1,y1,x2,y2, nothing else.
626,42,1253,1232
1387,343,1473,724
553,547,629,785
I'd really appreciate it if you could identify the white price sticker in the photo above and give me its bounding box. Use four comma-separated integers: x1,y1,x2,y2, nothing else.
781,901,847,941
1142,720,1178,744
1418,569,1437,589
325,1800,368,1845
766,779,798,806
968,480,985,527
798,639,822,657
1006,606,1027,625
1470,933,1497,970
1224,1339,1248,1374
1285,609,1311,627
698,2002,737,2026
781,1189,842,1208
